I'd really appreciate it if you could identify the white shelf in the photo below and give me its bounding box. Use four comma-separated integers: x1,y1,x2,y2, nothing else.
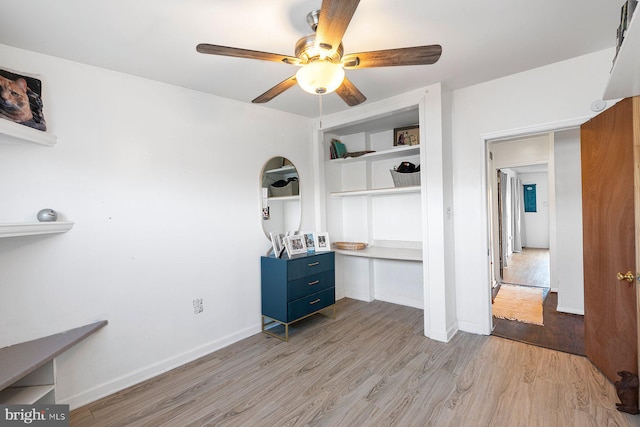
329,145,420,164
0,119,57,146
604,9,640,100
330,186,420,197
0,385,54,404
268,195,300,202
334,246,422,261
0,221,74,238
265,165,296,174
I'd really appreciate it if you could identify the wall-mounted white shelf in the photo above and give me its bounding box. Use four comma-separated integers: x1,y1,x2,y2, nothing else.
0,221,74,238
329,144,420,164
0,119,57,146
330,186,420,197
334,246,422,261
268,195,300,202
604,8,640,100
265,165,296,175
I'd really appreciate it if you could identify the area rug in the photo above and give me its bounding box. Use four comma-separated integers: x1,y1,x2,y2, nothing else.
492,284,543,325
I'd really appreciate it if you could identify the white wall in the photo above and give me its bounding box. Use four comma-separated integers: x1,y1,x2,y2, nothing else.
451,48,614,334
554,128,584,314
0,44,313,408
519,172,549,248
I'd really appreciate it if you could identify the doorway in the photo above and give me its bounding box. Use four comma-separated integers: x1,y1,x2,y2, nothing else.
487,130,585,355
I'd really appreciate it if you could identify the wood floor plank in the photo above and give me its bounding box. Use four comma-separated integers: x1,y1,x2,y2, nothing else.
70,298,640,427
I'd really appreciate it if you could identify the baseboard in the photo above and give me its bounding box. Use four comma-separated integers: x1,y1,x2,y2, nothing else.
457,320,491,336
375,292,423,310
344,289,374,302
556,305,584,315
61,324,260,410
427,322,459,343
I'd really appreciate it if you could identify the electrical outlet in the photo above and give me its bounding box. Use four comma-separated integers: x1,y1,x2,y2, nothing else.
193,298,203,314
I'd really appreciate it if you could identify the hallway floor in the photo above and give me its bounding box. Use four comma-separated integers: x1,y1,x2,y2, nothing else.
493,291,585,355
492,248,585,355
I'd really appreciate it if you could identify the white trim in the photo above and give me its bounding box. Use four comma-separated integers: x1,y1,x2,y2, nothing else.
60,324,259,410
482,116,591,334
556,306,584,316
374,292,423,310
343,289,375,303
457,320,490,336
481,116,591,142
428,322,459,343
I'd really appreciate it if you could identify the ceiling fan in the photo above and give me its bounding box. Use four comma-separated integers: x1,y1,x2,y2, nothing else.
196,0,442,107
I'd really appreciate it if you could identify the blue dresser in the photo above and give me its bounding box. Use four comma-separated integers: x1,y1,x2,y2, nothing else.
261,251,335,341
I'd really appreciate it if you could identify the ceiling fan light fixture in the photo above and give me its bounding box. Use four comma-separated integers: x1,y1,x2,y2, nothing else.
296,60,345,95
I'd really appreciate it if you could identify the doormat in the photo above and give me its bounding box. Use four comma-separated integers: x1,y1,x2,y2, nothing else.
492,284,543,325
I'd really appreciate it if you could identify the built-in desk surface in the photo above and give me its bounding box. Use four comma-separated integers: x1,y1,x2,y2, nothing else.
0,320,107,395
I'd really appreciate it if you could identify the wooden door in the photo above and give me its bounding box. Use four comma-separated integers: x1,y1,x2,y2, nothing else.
581,97,639,384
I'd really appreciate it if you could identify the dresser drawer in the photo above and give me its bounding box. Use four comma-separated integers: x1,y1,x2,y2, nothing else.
287,252,335,281
287,270,335,301
288,287,335,321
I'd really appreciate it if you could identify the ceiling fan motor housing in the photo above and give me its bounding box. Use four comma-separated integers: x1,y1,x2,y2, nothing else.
295,34,343,64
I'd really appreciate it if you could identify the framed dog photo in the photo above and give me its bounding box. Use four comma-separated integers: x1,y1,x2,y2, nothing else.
285,234,307,256
313,232,331,252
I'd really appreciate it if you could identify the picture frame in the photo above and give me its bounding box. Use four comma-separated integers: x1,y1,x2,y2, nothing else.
269,231,284,257
303,232,315,254
393,125,419,146
313,232,331,252
285,234,307,256
0,68,47,131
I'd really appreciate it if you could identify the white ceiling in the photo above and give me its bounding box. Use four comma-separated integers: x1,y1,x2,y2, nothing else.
0,0,620,118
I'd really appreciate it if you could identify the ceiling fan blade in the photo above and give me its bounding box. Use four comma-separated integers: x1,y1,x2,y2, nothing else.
196,44,301,65
252,75,298,104
336,77,366,106
342,45,442,69
315,0,360,55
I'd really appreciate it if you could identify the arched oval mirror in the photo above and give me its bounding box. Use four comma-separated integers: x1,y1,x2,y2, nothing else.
260,156,301,240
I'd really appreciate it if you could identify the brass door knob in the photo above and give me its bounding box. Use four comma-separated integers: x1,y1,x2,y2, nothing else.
617,271,635,283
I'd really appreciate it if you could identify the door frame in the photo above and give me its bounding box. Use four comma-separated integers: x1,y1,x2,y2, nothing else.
481,116,590,333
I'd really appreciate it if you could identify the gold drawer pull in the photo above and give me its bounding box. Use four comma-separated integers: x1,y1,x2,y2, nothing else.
308,280,320,286
308,262,320,267
310,299,321,305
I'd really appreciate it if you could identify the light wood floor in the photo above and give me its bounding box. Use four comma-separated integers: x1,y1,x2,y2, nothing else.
71,298,639,427
502,247,550,288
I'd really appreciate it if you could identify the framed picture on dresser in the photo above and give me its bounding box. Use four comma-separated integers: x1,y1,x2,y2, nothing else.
285,234,307,256
269,231,285,257
314,232,331,252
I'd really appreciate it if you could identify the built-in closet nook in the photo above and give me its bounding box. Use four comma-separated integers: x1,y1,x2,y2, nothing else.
312,84,457,342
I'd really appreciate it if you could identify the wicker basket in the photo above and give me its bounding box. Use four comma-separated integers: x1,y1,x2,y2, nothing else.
334,241,367,250
270,180,299,197
390,169,420,187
